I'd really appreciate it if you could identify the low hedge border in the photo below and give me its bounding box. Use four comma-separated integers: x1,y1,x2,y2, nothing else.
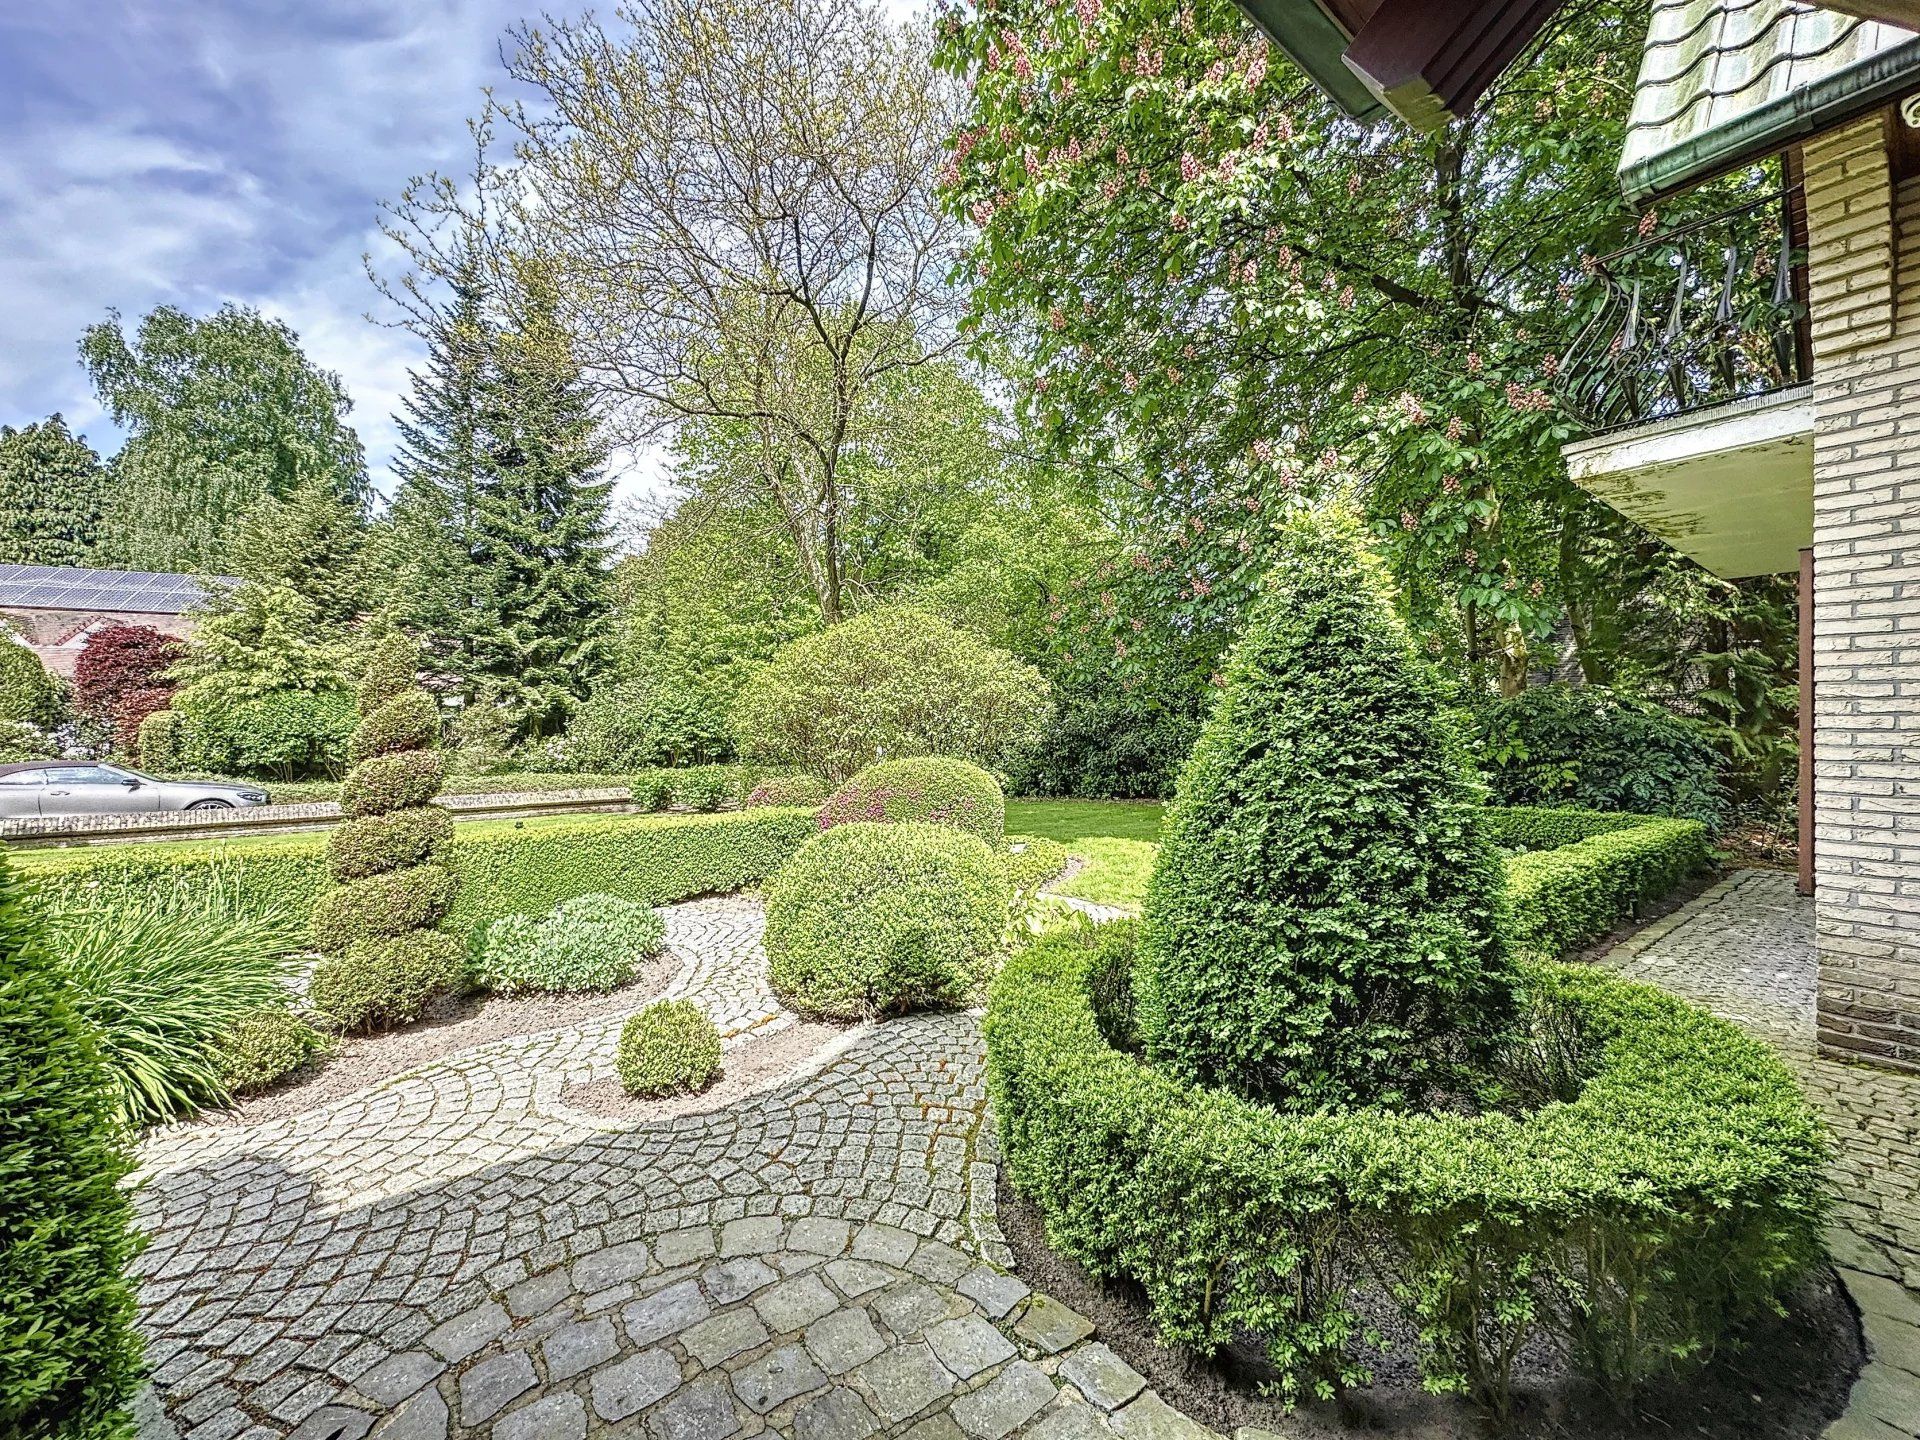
988,923,1828,1413
1500,809,1714,957
14,808,817,949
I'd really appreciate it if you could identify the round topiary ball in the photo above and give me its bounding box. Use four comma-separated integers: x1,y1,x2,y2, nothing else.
340,749,446,818
1138,508,1514,1113
763,821,1009,1019
349,688,442,764
617,999,722,1097
818,757,1006,847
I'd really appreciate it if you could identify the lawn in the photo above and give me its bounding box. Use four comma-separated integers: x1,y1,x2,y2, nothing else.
1005,799,1164,909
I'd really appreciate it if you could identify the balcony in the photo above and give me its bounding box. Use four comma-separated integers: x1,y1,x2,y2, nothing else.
1555,192,1814,579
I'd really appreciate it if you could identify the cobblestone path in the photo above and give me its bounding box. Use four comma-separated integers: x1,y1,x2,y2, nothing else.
1609,870,1920,1440
132,898,1212,1440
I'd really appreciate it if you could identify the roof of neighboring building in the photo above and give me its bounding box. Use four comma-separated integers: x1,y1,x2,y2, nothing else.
0,565,230,615
1622,0,1920,202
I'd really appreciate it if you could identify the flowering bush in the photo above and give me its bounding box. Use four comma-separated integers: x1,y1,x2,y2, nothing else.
818,757,1006,847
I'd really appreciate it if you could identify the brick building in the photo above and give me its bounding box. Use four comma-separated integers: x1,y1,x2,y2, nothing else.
1239,0,1920,1071
0,565,222,679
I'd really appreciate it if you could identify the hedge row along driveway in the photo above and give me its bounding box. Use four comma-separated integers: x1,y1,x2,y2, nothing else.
13,807,819,949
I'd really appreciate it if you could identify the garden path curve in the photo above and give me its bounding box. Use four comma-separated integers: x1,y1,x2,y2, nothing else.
131,898,1215,1440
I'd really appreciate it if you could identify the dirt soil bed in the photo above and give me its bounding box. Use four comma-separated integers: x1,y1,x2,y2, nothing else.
997,1172,1860,1440
216,950,680,1125
561,1019,853,1122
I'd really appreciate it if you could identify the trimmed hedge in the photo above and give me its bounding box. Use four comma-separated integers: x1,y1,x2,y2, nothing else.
16,809,818,950
630,763,784,812
988,923,1827,1412
0,850,144,1440
214,1009,335,1096
1505,814,1714,956
616,1000,723,1097
1482,805,1646,852
819,757,1007,847
744,774,832,809
763,822,1009,1019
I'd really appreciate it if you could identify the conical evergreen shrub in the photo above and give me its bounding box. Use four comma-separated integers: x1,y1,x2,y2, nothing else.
1137,508,1514,1111
309,635,463,1032
0,849,143,1439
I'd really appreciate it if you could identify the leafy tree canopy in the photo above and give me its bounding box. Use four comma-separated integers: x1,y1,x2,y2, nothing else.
0,415,106,569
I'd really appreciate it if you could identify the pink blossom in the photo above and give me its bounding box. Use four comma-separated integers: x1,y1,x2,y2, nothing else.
1466,352,1483,374
1401,510,1418,531
1251,438,1274,463
1075,0,1101,26
1339,285,1356,309
1638,208,1658,238
1123,370,1138,392
1180,152,1201,183
1170,211,1188,231
1445,416,1464,442
1192,577,1212,597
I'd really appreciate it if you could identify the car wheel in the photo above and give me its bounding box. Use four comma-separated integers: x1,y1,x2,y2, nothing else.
186,799,233,811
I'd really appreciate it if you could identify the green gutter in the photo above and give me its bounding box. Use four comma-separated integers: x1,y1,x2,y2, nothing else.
1233,0,1389,122
1622,37,1920,203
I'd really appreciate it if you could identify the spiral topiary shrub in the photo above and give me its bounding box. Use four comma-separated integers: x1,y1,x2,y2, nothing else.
763,821,1009,1019
616,999,723,1097
309,932,467,1033
311,635,458,1031
0,850,144,1440
1139,509,1515,1112
818,757,1006,847
476,894,667,995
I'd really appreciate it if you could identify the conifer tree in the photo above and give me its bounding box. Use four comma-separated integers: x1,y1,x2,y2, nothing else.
0,416,106,568
465,276,614,736
230,479,372,628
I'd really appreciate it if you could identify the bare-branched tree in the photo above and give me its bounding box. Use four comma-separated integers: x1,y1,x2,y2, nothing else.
376,0,963,624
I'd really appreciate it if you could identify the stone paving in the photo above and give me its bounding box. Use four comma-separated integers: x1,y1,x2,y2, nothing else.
1609,869,1920,1440
131,897,1212,1440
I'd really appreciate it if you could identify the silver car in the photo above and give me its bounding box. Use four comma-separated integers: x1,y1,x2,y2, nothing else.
0,762,271,817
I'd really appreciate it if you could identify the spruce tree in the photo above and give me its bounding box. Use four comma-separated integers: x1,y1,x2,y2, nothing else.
465,277,613,736
230,479,372,628
384,258,490,671
0,416,106,568
1137,508,1514,1112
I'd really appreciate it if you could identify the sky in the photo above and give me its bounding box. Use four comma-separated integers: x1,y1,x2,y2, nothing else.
0,0,664,510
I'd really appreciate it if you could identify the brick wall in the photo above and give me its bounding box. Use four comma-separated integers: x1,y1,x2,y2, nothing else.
1803,115,1920,1072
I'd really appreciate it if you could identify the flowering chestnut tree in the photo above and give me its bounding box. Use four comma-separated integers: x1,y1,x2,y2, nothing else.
933,0,1665,694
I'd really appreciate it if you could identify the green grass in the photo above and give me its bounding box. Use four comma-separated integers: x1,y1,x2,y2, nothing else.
1005,800,1166,908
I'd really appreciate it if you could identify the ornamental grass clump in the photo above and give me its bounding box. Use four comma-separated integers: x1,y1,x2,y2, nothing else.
1139,507,1515,1112
309,636,462,1033
0,850,144,1440
819,756,1006,847
764,822,1008,1018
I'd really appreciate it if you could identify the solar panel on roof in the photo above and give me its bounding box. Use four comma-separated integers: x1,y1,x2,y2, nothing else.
0,564,218,614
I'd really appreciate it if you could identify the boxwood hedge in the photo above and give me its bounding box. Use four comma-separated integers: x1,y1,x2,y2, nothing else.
1499,809,1714,956
988,923,1828,1414
15,808,818,949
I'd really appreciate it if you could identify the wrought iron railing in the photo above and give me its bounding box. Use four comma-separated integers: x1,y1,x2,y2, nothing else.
1556,191,1808,434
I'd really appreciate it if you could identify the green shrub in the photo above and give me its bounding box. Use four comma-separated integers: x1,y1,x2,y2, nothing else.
1007,673,1203,801
1505,816,1714,956
616,999,723,1097
731,604,1052,782
172,689,357,781
357,633,420,716
0,640,64,728
1140,510,1514,1112
627,763,778,812
349,689,441,763
214,1009,335,1095
763,821,1009,1019
308,931,467,1033
0,718,58,764
820,757,1006,847
0,850,144,1440
988,923,1828,1412
476,894,667,995
137,707,186,772
1004,836,1070,923
310,865,457,953
48,884,305,1125
744,773,831,808
326,806,455,883
1467,683,1728,830
340,749,446,817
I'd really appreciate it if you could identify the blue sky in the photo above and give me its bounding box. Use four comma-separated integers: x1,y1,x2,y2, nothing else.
0,0,557,502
